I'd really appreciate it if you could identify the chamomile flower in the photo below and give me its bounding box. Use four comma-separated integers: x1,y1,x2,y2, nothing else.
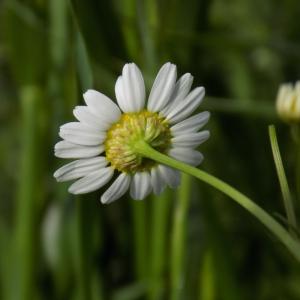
54,63,210,204
276,81,300,123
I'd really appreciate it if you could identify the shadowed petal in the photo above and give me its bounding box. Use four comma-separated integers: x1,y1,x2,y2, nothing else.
83,89,121,124
130,171,152,200
101,173,131,204
115,63,145,112
68,167,114,194
147,63,177,112
54,157,108,182
169,147,203,166
54,141,104,158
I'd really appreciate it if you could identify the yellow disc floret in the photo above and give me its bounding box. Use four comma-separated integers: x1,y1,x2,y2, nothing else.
105,110,171,173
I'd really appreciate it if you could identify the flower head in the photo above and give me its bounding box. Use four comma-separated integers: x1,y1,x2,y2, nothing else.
54,63,210,204
276,81,300,123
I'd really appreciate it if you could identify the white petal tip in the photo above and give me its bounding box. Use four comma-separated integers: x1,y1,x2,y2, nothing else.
83,89,94,97
68,187,78,195
100,196,109,204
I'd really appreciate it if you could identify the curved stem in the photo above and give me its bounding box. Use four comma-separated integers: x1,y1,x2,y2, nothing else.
134,140,300,262
269,125,297,231
291,124,300,203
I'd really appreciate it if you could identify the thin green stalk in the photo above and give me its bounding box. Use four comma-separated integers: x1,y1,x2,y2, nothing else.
134,140,300,262
200,192,240,300
132,202,148,281
136,0,157,72
75,198,91,300
291,124,300,203
149,189,172,300
133,1,158,286
11,86,42,300
297,134,300,204
74,28,93,300
199,250,215,300
76,32,93,90
269,125,297,232
170,174,192,300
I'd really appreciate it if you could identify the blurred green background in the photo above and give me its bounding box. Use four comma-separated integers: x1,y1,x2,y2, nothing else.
1,0,300,299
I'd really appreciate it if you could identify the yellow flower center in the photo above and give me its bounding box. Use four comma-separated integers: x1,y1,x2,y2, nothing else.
104,110,171,173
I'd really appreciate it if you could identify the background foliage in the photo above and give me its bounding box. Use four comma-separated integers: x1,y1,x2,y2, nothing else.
0,0,300,299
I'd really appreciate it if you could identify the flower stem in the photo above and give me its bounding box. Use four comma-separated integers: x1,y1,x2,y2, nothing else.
75,197,91,300
269,125,297,232
148,189,171,300
132,202,148,282
134,140,300,262
291,124,300,203
170,174,192,300
12,86,42,300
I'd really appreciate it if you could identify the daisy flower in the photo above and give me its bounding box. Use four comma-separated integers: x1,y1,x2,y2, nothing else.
54,62,210,204
276,81,300,123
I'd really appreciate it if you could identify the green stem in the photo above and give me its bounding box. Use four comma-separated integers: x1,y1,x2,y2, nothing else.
132,202,148,282
170,174,192,300
297,138,300,204
269,125,297,231
134,140,300,262
199,250,215,300
292,124,300,203
148,190,171,300
12,86,43,300
75,198,91,300
136,0,157,72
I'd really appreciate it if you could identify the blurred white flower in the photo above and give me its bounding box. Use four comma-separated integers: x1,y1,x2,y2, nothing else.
54,62,210,204
276,81,300,123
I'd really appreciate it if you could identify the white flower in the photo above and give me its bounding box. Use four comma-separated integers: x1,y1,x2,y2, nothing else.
276,81,300,123
54,62,210,204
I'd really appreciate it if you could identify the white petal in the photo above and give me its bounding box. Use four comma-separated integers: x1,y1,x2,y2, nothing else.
101,173,131,204
157,164,181,188
150,167,166,195
73,106,111,130
170,111,210,135
295,91,300,118
115,76,127,112
83,89,121,124
166,87,205,124
169,148,203,166
172,131,210,148
68,167,114,194
130,171,152,200
59,122,105,146
160,73,193,116
147,63,177,112
54,157,108,182
115,63,145,113
276,83,292,113
55,141,104,158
